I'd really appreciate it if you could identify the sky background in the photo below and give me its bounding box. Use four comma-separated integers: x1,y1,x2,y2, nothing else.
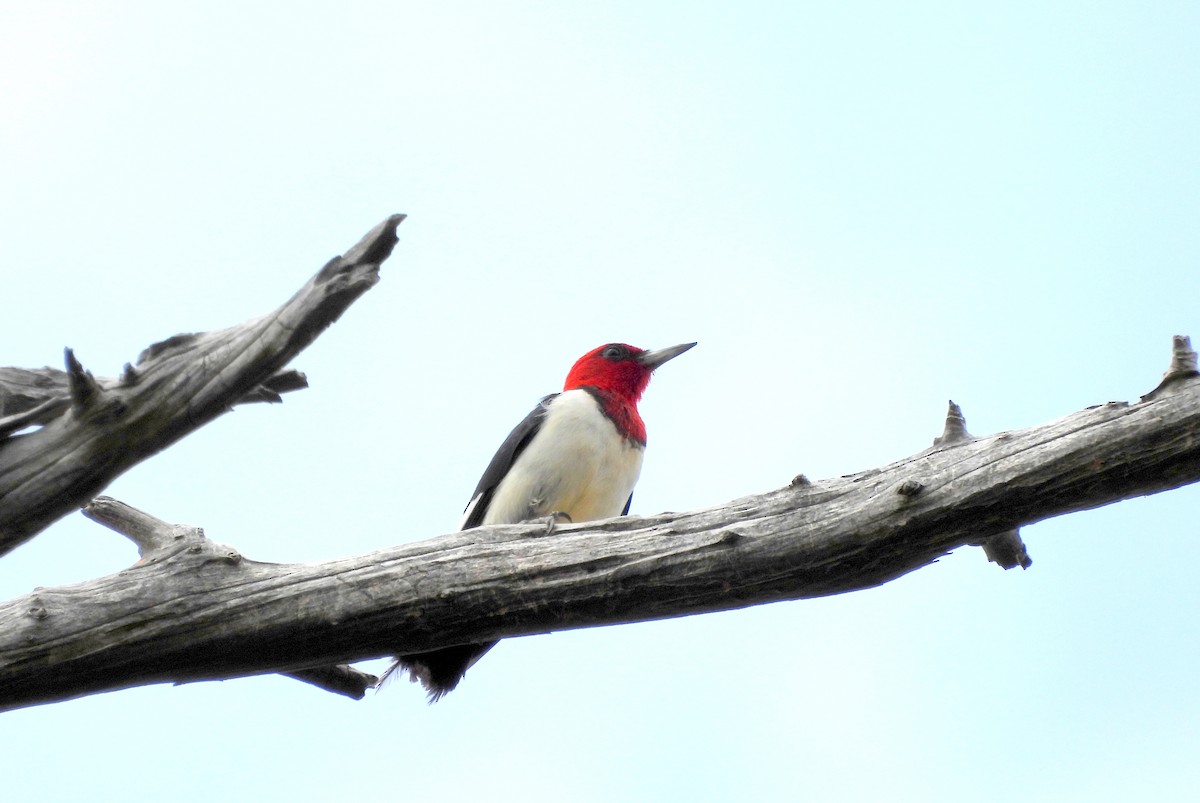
3,2,1199,801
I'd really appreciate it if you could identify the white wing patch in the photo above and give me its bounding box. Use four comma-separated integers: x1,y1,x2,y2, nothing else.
482,389,644,526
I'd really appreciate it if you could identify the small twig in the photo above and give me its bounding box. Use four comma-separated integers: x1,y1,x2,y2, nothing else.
82,497,200,560
0,396,69,438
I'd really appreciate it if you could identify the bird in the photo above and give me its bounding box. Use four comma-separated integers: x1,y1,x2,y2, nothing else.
383,340,696,701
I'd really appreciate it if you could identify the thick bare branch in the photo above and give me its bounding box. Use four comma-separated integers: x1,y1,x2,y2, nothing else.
77,497,375,699
1,343,1197,712
0,215,405,556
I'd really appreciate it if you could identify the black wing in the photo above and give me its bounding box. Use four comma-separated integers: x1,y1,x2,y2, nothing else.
622,494,633,516
459,393,558,530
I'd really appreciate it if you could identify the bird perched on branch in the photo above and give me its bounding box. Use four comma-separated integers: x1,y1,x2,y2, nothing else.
383,340,696,701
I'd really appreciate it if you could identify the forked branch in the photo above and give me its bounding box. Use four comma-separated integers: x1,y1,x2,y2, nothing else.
0,215,405,557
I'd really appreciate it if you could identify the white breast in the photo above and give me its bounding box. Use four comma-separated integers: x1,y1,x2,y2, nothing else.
482,389,644,525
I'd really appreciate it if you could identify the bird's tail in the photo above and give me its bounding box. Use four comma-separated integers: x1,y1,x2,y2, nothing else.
379,641,498,703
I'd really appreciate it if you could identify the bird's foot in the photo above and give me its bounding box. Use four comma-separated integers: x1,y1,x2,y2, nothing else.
542,511,573,535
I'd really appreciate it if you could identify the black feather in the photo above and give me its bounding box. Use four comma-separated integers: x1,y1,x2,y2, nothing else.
384,395,558,701
460,394,557,529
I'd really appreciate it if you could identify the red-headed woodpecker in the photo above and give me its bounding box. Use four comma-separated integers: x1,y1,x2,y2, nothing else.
384,341,696,700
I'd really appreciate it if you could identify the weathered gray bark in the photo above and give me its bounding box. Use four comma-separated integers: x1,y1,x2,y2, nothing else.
0,215,405,556
0,338,1196,712
0,365,307,438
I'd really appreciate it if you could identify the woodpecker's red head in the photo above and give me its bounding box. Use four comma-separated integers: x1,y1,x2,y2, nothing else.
563,342,696,444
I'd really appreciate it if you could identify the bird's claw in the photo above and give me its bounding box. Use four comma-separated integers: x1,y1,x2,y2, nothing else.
543,511,573,535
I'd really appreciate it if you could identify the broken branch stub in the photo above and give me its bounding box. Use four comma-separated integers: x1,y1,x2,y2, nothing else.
1142,335,1200,401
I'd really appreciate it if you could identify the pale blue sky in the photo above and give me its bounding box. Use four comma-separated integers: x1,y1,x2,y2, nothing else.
3,3,1199,801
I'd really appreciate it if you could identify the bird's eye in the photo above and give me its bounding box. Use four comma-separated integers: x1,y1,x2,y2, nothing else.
601,345,627,360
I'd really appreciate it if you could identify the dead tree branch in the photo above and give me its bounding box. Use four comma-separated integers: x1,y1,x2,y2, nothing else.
1,337,1197,712
77,497,377,699
0,215,404,557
